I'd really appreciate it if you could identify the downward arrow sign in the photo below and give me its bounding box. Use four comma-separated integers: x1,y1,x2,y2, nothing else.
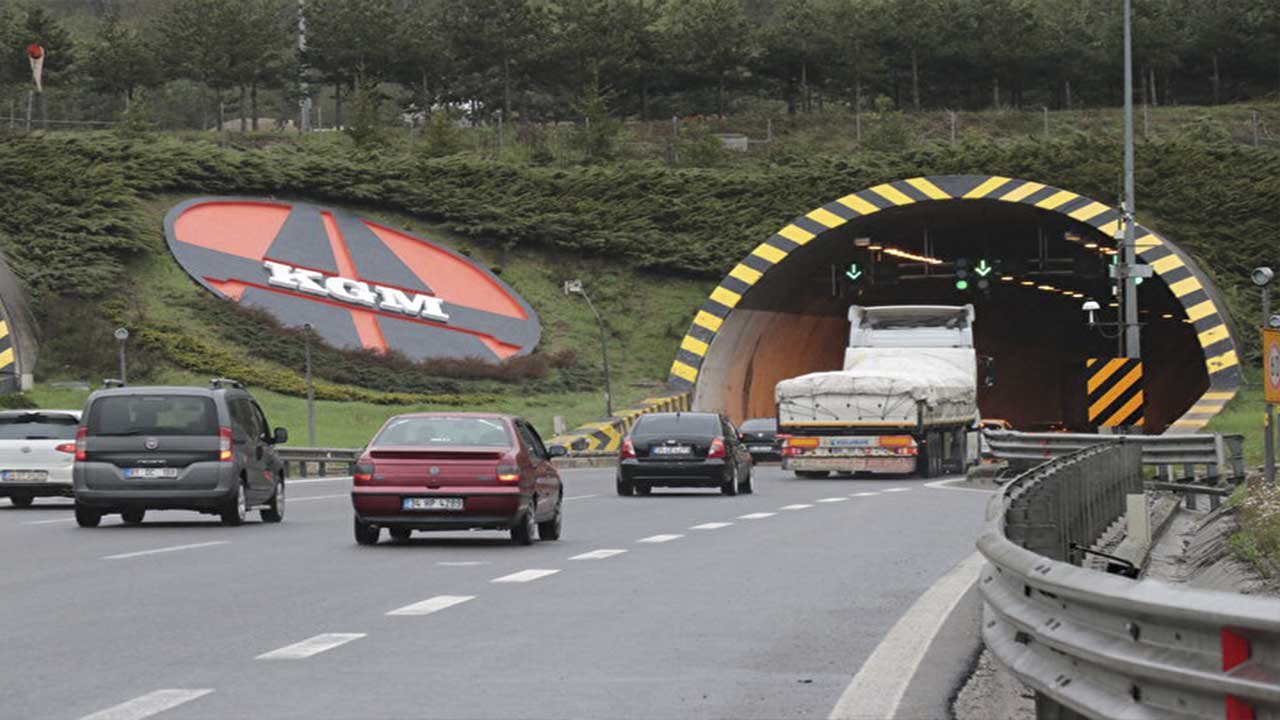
845,264,863,281
975,260,993,278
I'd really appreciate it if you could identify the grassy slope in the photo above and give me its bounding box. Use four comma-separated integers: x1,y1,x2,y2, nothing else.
33,195,712,442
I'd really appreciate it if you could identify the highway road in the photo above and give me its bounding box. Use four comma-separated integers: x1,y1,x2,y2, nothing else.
0,466,991,720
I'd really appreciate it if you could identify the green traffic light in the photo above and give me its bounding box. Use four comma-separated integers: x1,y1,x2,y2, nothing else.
955,279,969,290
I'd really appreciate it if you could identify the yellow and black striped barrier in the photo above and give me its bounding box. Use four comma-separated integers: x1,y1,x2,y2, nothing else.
547,392,692,454
670,174,1241,432
0,312,16,394
1086,358,1145,428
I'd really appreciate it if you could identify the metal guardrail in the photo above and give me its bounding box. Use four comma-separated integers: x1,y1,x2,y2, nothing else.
277,447,359,477
980,443,1280,720
984,429,1246,481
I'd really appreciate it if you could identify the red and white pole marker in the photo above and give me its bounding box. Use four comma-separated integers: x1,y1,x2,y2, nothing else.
26,44,45,93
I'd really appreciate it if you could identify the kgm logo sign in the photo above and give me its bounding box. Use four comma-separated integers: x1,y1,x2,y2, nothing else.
163,198,540,361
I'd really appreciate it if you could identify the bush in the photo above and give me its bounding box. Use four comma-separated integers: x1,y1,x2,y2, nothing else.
419,111,465,158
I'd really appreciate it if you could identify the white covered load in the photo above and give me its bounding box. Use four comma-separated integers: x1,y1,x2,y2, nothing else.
776,305,978,429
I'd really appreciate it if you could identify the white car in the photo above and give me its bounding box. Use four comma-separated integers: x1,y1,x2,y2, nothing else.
0,410,81,507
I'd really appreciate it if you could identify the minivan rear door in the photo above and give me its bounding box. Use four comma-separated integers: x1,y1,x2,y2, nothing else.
85,395,221,480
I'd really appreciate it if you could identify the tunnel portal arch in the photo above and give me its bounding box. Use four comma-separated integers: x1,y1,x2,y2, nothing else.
669,175,1241,434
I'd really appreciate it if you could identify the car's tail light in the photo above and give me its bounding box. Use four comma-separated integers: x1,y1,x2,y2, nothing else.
496,464,520,483
353,462,374,484
707,438,727,459
55,442,76,454
620,438,636,459
218,426,233,462
74,427,87,461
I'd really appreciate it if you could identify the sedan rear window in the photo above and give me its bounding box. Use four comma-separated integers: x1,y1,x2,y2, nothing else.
88,396,218,437
0,413,79,440
631,414,720,438
739,418,777,432
373,417,513,448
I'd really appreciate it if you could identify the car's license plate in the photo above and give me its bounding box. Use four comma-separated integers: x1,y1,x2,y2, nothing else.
403,497,464,511
125,468,179,479
651,446,692,455
2,470,47,482
750,445,773,452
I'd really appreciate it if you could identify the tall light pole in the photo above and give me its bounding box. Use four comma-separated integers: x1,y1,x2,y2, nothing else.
564,280,613,417
298,0,312,132
303,322,316,446
1120,0,1141,361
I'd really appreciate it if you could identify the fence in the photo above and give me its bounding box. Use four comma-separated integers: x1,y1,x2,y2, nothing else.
980,443,1280,719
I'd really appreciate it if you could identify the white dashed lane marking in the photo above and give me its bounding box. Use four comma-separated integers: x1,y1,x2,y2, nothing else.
102,541,230,560
780,504,813,510
387,595,475,616
637,534,683,544
437,561,489,567
883,488,912,493
22,517,76,525
80,689,214,720
492,569,560,583
564,494,598,501
289,493,347,502
256,633,366,660
737,512,775,520
849,492,879,497
571,549,628,560
690,522,733,530
817,497,848,503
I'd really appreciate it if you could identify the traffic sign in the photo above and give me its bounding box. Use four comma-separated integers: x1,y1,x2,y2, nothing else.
845,263,863,281
974,260,993,278
1264,327,1280,405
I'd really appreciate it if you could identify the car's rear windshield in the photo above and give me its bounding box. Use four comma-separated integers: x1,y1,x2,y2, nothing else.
631,414,719,438
739,418,777,432
0,413,79,440
373,417,513,448
87,395,218,437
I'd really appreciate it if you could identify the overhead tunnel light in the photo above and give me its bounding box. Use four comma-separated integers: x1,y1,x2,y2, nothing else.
882,248,944,265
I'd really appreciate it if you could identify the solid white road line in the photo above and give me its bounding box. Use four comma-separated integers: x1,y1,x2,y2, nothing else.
828,552,985,720
387,595,475,616
690,522,733,530
817,497,849,503
564,494,598,501
637,534,683,543
780,504,813,510
924,477,995,493
437,561,489,567
289,493,348,502
883,487,912,493
286,476,352,485
256,633,366,660
737,512,775,520
80,689,213,720
492,568,560,583
102,541,230,560
22,517,76,525
849,492,879,497
571,549,628,560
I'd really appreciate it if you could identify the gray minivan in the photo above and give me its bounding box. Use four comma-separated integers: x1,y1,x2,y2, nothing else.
73,379,288,527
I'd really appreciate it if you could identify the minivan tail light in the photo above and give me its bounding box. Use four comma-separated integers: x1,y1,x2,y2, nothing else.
218,426,233,462
353,462,374,484
496,464,520,483
620,438,636,459
708,438,727,459
56,442,76,454
74,427,87,461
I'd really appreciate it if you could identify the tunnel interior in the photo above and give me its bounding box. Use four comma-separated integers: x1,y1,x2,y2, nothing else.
694,200,1209,433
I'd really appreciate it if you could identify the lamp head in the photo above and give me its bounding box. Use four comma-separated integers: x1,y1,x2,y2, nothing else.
1251,266,1274,287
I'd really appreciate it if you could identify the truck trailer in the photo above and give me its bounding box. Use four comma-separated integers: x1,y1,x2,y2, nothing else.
775,305,979,478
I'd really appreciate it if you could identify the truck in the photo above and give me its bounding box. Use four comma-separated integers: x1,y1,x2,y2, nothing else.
774,305,980,478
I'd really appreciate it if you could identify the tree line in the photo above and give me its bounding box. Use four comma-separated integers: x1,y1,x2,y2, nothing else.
3,0,1278,130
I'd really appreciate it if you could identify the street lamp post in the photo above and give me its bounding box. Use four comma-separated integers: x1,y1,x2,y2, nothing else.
113,327,129,385
1120,0,1141,361
303,323,316,446
564,280,613,417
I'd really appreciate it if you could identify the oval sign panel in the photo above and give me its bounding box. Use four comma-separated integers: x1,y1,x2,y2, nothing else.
164,198,541,362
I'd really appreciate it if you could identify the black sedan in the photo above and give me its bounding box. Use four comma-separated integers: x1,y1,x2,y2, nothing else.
738,417,780,462
617,412,753,496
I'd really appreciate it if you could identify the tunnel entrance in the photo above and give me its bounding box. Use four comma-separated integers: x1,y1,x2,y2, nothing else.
670,175,1242,435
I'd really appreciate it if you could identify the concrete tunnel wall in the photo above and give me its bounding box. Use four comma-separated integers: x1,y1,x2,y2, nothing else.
672,175,1243,434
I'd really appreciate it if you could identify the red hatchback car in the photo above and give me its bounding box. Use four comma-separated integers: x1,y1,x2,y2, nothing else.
350,413,565,545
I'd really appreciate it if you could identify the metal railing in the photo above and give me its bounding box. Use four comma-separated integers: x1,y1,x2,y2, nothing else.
984,429,1246,482
980,444,1280,719
277,447,359,477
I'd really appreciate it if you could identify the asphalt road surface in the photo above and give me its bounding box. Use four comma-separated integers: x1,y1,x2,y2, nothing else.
1,466,990,720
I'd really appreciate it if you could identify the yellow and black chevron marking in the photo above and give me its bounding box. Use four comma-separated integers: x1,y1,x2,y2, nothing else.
1086,358,1145,428
669,174,1241,431
547,392,692,454
0,312,14,394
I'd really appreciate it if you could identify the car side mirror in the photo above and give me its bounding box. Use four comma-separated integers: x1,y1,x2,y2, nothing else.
547,445,567,458
273,427,289,445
